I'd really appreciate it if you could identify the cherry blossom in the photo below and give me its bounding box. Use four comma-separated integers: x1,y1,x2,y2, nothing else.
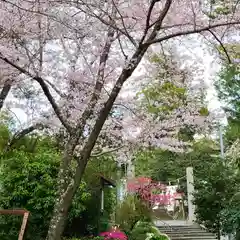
0,0,239,239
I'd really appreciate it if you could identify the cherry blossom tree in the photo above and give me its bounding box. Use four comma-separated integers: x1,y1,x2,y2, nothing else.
0,0,239,239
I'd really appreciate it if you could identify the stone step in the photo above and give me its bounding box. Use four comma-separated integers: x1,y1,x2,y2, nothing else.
158,226,203,229
163,234,217,239
158,228,209,232
157,225,217,240
169,237,217,240
167,236,216,239
161,232,215,236
158,228,209,233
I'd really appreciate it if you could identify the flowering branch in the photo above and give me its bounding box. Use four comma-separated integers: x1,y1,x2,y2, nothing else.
0,54,73,132
91,145,125,157
145,21,240,45
74,8,117,140
140,0,171,44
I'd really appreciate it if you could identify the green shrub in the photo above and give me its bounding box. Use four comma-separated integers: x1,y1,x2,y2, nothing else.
130,221,169,240
149,235,169,240
115,195,152,234
63,237,104,240
0,138,91,240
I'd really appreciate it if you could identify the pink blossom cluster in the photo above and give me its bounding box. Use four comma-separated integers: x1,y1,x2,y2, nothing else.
127,177,184,205
127,177,167,193
149,193,183,204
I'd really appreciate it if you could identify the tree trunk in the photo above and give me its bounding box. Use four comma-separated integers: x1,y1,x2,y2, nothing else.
236,224,240,240
0,81,11,110
46,45,148,240
46,161,87,240
217,225,221,240
46,136,85,240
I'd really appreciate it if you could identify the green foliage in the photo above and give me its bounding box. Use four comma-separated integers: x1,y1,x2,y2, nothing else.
115,195,152,234
214,49,240,237
198,107,209,116
204,0,235,19
134,139,238,235
135,139,220,183
86,154,118,181
139,81,186,118
0,137,91,240
0,124,10,151
135,148,180,182
130,221,169,240
219,191,240,237
220,207,240,235
0,118,118,239
63,237,104,240
193,161,239,234
0,117,117,239
65,155,117,237
224,118,240,146
218,44,240,63
215,63,240,118
178,126,195,142
137,53,188,120
0,110,15,131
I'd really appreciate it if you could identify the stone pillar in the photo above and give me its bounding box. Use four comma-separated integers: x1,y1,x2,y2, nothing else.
186,167,196,224
116,162,122,204
127,159,135,179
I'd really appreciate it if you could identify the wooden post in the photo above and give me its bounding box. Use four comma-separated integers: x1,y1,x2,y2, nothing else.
18,212,29,240
0,209,29,240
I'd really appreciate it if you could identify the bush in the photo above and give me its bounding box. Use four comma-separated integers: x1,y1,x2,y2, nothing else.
130,221,169,240
63,237,104,240
0,139,91,240
0,123,117,239
115,195,152,234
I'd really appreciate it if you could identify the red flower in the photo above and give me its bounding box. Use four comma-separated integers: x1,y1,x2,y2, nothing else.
99,230,127,240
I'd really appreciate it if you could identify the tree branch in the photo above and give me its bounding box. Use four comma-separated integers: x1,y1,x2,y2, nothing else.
76,45,149,166
75,3,137,47
74,7,117,138
7,123,45,149
144,21,240,45
2,0,84,35
0,54,73,132
45,79,66,98
90,145,125,157
111,0,136,47
144,0,173,43
207,29,232,63
140,0,161,44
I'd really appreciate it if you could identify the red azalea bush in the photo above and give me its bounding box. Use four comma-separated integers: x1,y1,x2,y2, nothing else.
100,229,127,240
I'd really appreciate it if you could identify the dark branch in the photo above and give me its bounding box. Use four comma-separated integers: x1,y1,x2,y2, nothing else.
0,54,73,132
7,123,45,149
74,11,116,138
140,0,161,44
91,145,125,157
0,81,11,110
207,29,232,63
145,21,240,45
145,0,173,43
